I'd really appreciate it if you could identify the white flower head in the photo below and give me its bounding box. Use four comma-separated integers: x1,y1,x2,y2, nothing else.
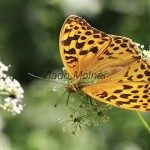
0,60,24,115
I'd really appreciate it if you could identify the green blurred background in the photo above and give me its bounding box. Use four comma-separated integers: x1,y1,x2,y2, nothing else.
0,0,150,150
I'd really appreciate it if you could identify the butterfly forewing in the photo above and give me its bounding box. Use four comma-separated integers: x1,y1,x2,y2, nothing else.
60,15,112,79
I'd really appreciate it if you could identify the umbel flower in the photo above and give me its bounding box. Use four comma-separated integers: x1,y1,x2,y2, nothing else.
0,60,24,115
58,101,111,134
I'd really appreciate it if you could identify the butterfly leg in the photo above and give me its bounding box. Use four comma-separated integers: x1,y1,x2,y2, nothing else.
54,89,67,107
79,93,89,101
88,96,103,108
79,93,101,107
66,93,75,110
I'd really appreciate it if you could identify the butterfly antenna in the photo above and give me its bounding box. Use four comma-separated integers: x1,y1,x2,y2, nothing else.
28,73,65,85
54,89,68,107
66,93,71,106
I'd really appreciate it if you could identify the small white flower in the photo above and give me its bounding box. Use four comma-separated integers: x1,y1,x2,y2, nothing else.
58,118,65,123
136,43,140,47
0,61,9,78
62,67,66,72
140,45,144,49
3,97,23,115
52,86,58,92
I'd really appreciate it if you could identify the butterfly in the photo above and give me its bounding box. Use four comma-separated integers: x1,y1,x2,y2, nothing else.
59,15,150,112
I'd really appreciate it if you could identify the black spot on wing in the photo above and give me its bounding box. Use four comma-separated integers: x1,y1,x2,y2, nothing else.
79,50,88,55
88,40,94,45
144,70,150,76
81,36,86,40
134,69,138,72
143,90,148,93
94,35,100,38
115,40,121,44
123,85,133,89
113,47,119,51
113,90,123,93
120,43,127,48
127,76,133,81
126,48,134,54
141,63,146,70
74,26,79,30
66,57,78,64
106,95,118,101
63,37,73,46
96,91,108,98
73,34,80,40
144,84,149,88
123,39,129,42
99,41,105,44
103,49,113,55
132,105,140,109
137,74,143,79
65,56,77,60
64,28,72,34
110,44,114,47
89,46,98,54
85,31,92,35
131,90,139,93
82,26,86,30
98,57,104,61
76,42,85,49
120,94,131,98
142,95,149,98
130,44,135,48
64,48,76,54
116,101,131,106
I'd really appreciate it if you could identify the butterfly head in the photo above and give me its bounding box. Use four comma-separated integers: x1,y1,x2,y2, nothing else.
66,83,77,93
66,80,85,93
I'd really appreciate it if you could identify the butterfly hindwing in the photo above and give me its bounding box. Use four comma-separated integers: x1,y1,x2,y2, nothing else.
82,81,150,111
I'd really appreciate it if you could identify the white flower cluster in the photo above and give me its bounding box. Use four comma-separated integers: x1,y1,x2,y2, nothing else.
142,49,150,63
137,44,150,63
58,100,111,134
0,60,24,115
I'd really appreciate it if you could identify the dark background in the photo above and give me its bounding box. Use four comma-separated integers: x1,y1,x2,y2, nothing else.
0,0,150,150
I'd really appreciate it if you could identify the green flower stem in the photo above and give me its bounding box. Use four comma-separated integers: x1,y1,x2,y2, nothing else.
0,91,9,95
136,111,150,134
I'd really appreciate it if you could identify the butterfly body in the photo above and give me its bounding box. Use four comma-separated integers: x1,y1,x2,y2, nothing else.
60,15,150,112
